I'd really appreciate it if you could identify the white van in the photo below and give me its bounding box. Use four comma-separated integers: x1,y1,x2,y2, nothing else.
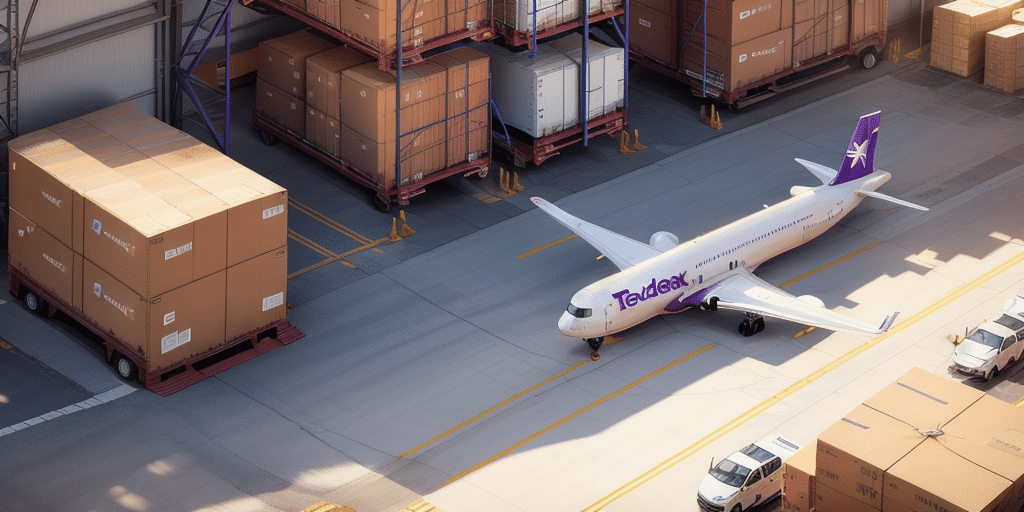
951,294,1024,381
697,435,802,512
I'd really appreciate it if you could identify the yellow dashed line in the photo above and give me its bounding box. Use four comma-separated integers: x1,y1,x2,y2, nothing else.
401,361,590,459
518,234,578,259
581,248,1024,511
442,343,716,487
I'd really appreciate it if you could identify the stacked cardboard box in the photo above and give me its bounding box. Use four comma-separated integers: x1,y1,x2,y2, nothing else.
792,368,1024,512
782,445,815,512
793,0,851,66
257,30,337,137
340,0,488,53
429,47,491,169
680,0,797,91
984,23,1024,92
494,0,623,33
629,0,679,67
7,104,288,372
931,0,1024,77
306,46,375,156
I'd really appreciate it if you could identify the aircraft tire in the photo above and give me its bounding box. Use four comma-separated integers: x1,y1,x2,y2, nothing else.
586,337,604,351
739,319,754,337
753,318,765,334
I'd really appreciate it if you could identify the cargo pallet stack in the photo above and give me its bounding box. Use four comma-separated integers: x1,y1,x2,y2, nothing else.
781,368,1024,512
488,0,629,167
630,0,886,109
241,0,494,212
929,0,1023,89
7,104,303,396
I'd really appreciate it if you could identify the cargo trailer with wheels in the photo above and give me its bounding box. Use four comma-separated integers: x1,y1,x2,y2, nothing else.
8,268,303,396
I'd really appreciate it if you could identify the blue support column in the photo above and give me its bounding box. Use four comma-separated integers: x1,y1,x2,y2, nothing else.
175,0,232,154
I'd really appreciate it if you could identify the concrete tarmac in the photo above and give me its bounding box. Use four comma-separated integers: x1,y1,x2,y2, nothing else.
2,47,1024,512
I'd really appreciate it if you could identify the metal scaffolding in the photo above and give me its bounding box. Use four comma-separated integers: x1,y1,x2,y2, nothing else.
175,0,232,154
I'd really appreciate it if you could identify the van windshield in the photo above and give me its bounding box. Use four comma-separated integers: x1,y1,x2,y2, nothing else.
709,459,751,488
967,328,1003,349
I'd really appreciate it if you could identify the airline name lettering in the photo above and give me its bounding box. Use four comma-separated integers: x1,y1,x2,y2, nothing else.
612,273,689,310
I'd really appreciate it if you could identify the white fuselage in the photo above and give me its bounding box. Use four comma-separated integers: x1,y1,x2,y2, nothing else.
558,171,891,338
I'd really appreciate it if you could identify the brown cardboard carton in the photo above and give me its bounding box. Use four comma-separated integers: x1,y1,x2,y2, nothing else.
256,78,307,138
226,247,288,342
638,0,679,17
340,122,447,183
814,482,878,512
684,28,793,91
83,259,227,371
257,30,336,97
446,104,489,168
705,0,786,45
339,0,446,53
306,106,343,157
782,445,815,512
7,207,76,308
446,0,490,32
985,24,1024,92
630,2,679,66
306,46,374,119
339,62,447,143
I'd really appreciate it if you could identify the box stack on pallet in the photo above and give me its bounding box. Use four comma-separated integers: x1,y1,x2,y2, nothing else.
930,0,1023,77
255,30,490,195
629,0,885,104
7,103,290,383
493,0,622,37
782,367,1024,512
983,9,1024,92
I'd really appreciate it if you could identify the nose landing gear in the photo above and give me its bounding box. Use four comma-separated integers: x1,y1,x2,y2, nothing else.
585,337,605,361
739,313,765,337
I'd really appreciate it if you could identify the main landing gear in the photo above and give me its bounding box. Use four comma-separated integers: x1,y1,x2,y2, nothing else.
585,337,604,361
739,313,765,337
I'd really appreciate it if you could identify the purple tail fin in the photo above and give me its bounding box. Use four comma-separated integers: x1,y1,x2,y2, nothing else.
830,111,881,186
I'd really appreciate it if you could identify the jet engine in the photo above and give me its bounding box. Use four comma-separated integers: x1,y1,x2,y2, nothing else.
649,231,680,251
797,295,825,308
790,185,814,197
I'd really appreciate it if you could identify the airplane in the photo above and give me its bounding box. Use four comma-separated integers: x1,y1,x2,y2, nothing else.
531,111,928,360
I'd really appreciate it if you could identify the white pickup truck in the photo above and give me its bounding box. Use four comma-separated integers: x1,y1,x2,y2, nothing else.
696,435,802,512
950,293,1024,381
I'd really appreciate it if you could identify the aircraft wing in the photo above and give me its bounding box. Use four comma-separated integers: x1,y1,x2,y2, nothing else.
531,197,662,270
706,269,895,334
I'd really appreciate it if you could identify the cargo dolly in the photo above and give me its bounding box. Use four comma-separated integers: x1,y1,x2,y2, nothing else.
9,267,304,397
492,108,626,167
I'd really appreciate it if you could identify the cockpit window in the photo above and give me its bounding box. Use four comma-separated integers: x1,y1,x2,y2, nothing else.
567,304,592,318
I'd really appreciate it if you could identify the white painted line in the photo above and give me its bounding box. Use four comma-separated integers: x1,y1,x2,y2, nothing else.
0,384,137,437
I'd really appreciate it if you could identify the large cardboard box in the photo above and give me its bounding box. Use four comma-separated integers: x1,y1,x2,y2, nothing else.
477,42,580,137
340,62,447,143
931,0,1024,76
814,368,1024,512
257,30,336,97
306,106,342,157
256,79,307,138
984,23,1024,92
83,259,227,372
494,0,581,32
339,0,446,53
629,1,678,67
427,47,490,168
683,28,793,91
446,0,490,33
306,46,374,119
339,122,447,184
7,207,77,309
549,33,625,119
703,0,791,45
226,247,288,342
782,445,816,512
445,104,489,168
815,481,876,512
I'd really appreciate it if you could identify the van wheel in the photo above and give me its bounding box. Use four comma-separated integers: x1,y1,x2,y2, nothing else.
113,354,138,380
861,48,878,69
984,367,998,382
731,504,743,512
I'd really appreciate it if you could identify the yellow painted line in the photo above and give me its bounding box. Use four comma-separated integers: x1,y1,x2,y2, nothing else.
290,198,374,245
401,361,590,459
289,229,335,258
518,234,578,259
442,343,716,487
287,231,391,278
778,241,882,289
582,248,1024,511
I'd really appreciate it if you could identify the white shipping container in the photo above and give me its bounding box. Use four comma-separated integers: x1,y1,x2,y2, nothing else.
549,34,625,120
478,43,579,137
495,0,580,32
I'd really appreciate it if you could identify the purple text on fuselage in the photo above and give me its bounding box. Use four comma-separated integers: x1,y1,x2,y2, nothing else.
612,273,689,311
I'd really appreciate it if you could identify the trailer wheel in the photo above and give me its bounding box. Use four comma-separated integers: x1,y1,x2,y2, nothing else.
860,48,878,69
257,129,280,146
24,290,47,316
113,353,138,380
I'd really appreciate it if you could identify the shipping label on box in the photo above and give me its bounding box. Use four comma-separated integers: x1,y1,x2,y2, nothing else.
8,207,76,308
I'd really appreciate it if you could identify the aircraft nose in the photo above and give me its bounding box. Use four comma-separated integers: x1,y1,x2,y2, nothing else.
558,311,575,334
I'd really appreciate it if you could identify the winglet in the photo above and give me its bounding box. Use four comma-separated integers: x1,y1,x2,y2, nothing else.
831,111,881,186
879,311,900,332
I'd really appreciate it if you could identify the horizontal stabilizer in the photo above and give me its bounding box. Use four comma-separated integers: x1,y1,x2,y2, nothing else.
879,311,900,332
856,189,929,211
794,158,837,185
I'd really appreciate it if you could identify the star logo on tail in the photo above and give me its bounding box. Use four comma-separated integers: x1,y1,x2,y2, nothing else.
847,139,869,168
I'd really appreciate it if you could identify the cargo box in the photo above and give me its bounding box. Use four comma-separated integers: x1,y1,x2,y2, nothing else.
258,30,336,97
549,33,625,119
700,0,792,46
339,0,446,52
494,0,581,32
629,2,679,67
340,122,447,183
226,247,288,343
306,106,342,157
306,46,374,119
446,0,490,33
256,79,307,138
8,207,77,310
340,61,447,143
446,104,489,168
782,445,815,512
477,43,580,137
984,23,1024,92
684,28,794,91
83,259,227,372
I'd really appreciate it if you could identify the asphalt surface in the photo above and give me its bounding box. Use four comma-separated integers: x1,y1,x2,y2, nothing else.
2,23,1024,512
